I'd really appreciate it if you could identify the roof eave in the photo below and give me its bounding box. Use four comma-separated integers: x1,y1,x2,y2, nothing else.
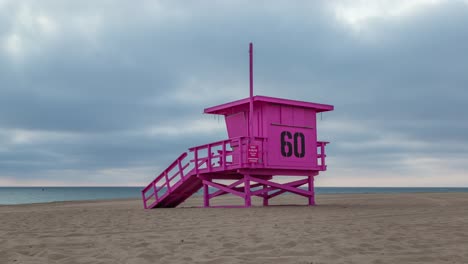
204,95,334,115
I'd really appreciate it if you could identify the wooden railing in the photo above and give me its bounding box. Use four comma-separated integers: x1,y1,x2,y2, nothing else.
317,141,329,170
142,138,329,208
188,136,267,173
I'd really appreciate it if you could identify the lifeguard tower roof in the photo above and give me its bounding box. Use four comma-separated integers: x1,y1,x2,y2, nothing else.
204,95,334,115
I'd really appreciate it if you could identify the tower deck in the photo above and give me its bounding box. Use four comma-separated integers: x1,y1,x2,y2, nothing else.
142,136,330,209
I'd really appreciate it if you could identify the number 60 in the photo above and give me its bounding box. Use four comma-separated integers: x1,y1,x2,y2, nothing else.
280,131,305,158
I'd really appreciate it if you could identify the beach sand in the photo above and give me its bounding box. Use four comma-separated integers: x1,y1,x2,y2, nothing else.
1,193,468,264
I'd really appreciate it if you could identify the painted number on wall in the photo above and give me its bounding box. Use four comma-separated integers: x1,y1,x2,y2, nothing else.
280,131,305,158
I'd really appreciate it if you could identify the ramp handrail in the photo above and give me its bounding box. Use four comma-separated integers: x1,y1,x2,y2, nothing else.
142,152,190,209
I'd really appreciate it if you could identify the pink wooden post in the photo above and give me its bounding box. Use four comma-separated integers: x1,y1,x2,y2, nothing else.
320,143,325,170
222,141,227,170
308,176,315,206
207,144,212,172
178,159,184,180
194,148,199,174
203,181,210,207
164,171,170,192
244,174,252,207
249,42,254,141
239,139,244,167
142,191,147,209
262,184,269,206
153,181,158,202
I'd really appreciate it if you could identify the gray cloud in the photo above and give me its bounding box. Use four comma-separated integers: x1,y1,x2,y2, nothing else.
1,1,467,186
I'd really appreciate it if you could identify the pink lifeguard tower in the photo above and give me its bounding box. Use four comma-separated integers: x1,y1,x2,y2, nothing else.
142,43,334,208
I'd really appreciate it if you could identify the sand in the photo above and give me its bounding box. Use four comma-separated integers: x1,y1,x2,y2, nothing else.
1,193,468,264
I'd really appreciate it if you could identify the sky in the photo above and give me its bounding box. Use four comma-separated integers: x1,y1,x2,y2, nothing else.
1,0,468,187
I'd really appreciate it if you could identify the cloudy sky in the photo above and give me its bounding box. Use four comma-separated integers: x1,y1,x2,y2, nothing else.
1,0,467,187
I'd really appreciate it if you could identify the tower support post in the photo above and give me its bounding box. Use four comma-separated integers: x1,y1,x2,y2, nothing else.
308,175,315,206
244,174,252,207
203,177,210,208
262,184,269,206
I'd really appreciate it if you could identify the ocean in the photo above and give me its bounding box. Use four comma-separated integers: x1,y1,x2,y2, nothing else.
1,187,468,205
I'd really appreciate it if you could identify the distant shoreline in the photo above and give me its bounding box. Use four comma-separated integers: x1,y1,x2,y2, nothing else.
2,190,468,206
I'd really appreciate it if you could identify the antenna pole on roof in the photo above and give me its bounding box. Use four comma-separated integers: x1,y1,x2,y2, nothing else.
249,42,254,140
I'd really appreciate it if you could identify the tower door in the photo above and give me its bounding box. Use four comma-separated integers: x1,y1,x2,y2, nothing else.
267,124,316,168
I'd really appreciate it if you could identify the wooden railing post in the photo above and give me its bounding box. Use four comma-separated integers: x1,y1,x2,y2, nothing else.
321,143,325,170
178,159,184,180
208,144,212,172
165,171,170,192
142,190,147,209
222,140,227,170
195,148,199,174
153,181,158,202
239,138,244,167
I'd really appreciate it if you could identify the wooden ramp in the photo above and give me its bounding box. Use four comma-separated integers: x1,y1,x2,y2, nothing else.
141,152,202,209
152,172,202,208
142,138,242,209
